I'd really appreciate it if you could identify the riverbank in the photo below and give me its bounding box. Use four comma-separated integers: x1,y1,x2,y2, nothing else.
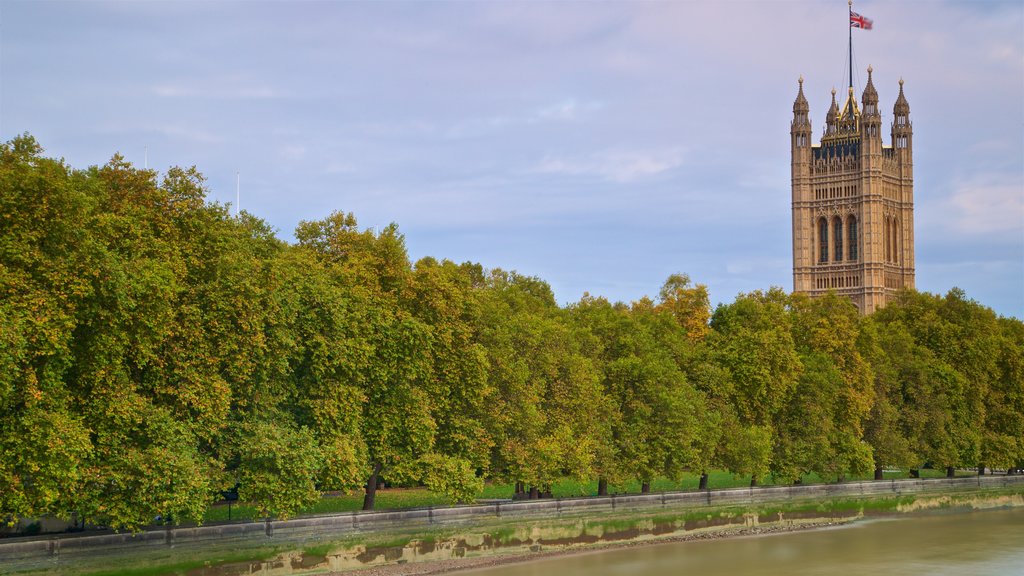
334,519,850,576
312,488,1024,576
389,507,1024,576
2,476,1022,575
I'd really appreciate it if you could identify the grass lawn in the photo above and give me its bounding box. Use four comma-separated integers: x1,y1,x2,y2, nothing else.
202,467,980,523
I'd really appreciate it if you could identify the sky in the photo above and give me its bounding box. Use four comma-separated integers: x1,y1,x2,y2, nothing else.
2,0,1022,318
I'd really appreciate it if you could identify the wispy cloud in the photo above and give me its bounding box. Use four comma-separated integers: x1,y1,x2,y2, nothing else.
537,148,686,183
279,144,307,162
533,99,604,122
96,122,223,145
725,258,788,276
151,74,286,100
323,161,356,175
942,176,1024,237
442,99,604,139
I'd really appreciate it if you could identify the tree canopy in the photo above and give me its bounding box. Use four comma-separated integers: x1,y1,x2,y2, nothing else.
2,135,1020,529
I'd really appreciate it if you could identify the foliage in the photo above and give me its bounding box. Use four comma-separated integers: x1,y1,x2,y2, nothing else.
2,136,1021,530
230,419,322,520
419,453,485,504
656,273,711,341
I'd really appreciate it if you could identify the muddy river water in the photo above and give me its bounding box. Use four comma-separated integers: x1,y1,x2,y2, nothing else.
464,507,1024,576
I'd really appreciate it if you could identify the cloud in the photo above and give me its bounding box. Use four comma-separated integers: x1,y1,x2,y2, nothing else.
942,177,1024,237
536,148,686,183
151,74,286,100
323,161,356,175
95,122,222,145
533,99,604,122
725,257,790,276
279,144,307,162
441,99,604,140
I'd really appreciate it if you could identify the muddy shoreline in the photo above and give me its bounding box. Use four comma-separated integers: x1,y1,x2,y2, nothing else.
331,519,850,576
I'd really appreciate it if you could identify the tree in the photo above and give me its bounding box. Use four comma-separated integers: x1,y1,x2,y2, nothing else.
273,246,368,494
0,135,94,525
295,212,438,510
859,319,917,478
866,290,992,475
230,419,322,519
406,258,492,501
480,272,604,497
782,293,874,482
709,289,801,485
984,318,1024,471
656,273,711,341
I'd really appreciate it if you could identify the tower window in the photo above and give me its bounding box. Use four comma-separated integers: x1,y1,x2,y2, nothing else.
884,217,891,262
892,219,900,264
833,216,843,262
847,216,858,261
819,218,829,263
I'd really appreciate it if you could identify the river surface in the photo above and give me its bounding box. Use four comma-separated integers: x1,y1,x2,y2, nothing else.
466,507,1024,576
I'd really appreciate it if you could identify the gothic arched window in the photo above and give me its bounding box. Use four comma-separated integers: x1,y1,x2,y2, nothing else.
847,216,858,261
833,216,843,262
884,217,891,262
819,218,829,264
892,218,901,264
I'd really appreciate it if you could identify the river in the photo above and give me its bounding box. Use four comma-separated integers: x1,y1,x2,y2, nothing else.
465,507,1024,576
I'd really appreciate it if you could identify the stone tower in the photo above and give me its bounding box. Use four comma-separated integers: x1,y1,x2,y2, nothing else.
791,67,915,315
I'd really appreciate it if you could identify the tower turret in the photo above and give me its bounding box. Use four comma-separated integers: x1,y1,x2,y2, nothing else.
892,78,912,153
825,88,839,135
791,76,814,294
860,65,882,151
890,78,915,291
792,76,811,149
861,65,879,111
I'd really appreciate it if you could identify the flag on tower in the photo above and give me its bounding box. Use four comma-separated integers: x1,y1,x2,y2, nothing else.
850,11,873,30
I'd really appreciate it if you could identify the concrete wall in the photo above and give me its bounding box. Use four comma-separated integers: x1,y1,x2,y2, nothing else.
2,475,1022,573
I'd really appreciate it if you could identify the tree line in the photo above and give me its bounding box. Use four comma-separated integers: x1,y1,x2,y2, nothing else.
2,135,1022,531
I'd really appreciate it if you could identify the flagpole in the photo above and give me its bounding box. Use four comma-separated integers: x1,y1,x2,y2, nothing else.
848,0,853,90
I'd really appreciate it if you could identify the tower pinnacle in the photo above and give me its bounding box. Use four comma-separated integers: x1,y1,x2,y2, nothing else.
862,65,878,109
793,76,809,114
894,78,910,115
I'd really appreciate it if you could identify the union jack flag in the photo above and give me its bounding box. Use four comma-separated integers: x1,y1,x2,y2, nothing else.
850,11,873,30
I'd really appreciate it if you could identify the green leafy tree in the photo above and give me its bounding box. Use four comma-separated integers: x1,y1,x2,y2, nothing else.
272,246,368,493
656,273,711,342
406,258,492,497
709,289,801,485
869,290,990,474
0,135,94,525
230,419,322,519
860,318,921,477
571,293,708,493
296,212,437,510
480,272,604,497
781,293,874,482
984,318,1024,470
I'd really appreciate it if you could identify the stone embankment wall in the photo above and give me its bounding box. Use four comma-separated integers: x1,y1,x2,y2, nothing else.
2,475,1022,573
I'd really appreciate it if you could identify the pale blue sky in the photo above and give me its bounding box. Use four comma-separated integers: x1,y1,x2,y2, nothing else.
2,1,1022,318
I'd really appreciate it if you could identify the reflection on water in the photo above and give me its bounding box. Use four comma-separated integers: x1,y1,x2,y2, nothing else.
468,508,1024,576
